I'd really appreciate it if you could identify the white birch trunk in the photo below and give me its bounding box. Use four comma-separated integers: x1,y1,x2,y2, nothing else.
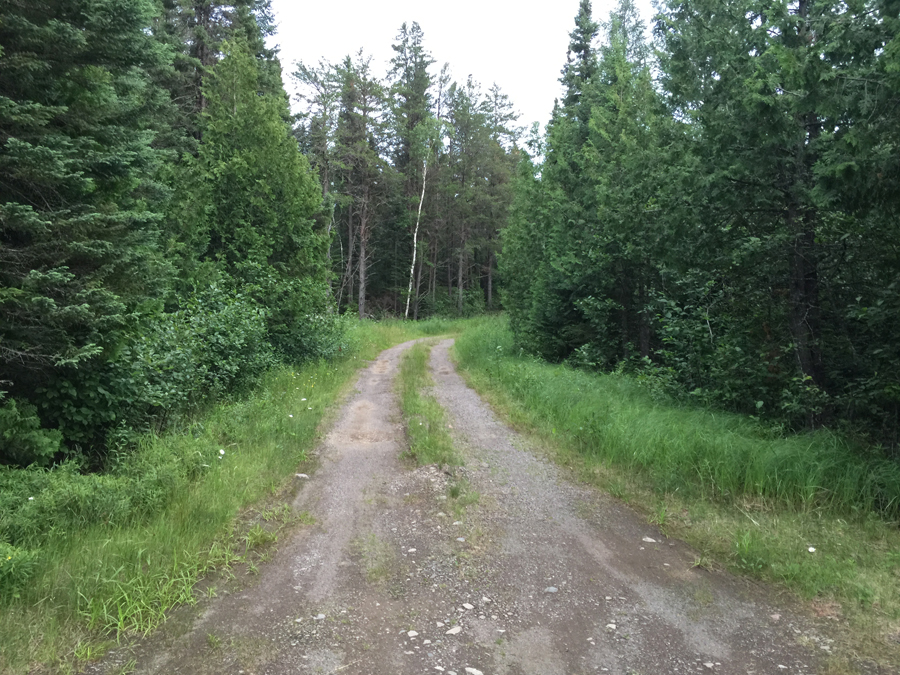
404,159,428,319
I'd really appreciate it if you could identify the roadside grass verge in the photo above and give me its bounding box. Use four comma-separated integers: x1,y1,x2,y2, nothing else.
0,318,461,675
454,315,900,667
397,341,460,467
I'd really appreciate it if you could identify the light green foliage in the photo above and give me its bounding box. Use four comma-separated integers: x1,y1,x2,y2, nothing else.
0,395,62,468
186,41,329,361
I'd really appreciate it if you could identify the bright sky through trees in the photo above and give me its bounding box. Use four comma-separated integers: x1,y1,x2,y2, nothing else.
269,0,655,130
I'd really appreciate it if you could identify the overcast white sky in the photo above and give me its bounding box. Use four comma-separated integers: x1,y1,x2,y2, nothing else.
268,0,656,132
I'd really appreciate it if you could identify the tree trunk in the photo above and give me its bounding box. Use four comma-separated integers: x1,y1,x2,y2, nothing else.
487,251,494,310
358,193,369,319
405,159,428,319
457,226,466,314
639,279,650,359
413,253,423,320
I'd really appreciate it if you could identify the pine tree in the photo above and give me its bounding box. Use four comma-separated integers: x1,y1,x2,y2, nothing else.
0,0,171,400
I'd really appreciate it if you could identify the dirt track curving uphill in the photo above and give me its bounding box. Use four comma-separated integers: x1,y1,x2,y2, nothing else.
93,338,850,675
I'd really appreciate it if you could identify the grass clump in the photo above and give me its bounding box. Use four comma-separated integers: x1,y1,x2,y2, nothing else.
455,315,900,665
397,341,461,467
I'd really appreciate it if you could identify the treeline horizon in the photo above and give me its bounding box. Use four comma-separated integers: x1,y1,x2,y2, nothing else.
503,0,900,450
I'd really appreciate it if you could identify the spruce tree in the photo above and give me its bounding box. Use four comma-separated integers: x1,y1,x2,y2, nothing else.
0,0,171,404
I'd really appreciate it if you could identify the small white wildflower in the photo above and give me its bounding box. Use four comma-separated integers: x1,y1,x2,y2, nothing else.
289,414,293,418
219,449,225,455
308,407,312,410
301,398,307,401
28,497,34,501
808,546,816,553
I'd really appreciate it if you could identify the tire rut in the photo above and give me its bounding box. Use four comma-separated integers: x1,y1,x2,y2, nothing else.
91,338,842,675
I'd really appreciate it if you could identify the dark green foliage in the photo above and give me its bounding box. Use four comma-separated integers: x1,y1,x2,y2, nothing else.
0,0,171,398
503,0,900,449
0,395,62,468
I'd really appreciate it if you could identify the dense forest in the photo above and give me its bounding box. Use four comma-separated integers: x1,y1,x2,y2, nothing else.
2,0,900,472
0,0,518,468
504,0,900,449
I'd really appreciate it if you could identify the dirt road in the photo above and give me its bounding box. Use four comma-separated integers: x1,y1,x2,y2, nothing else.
100,338,838,675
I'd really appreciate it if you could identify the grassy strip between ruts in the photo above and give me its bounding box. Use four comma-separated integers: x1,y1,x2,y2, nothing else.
397,341,461,467
0,318,462,675
453,315,900,672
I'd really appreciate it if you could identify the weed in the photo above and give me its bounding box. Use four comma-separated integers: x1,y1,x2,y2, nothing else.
206,632,222,649
352,533,394,584
244,524,277,552
648,503,669,529
397,342,461,467
691,555,714,571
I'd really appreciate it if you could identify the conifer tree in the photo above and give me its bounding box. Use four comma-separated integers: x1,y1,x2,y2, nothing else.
0,0,171,400
190,41,326,358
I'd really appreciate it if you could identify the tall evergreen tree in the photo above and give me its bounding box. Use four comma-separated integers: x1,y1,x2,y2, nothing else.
0,0,171,400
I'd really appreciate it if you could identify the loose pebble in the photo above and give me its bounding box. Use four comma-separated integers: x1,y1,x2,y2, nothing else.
408,631,418,637
642,536,657,543
457,537,466,542
544,586,558,593
446,626,462,635
295,473,309,479
606,623,617,630
314,614,325,621
462,603,474,610
704,663,715,669
465,669,483,675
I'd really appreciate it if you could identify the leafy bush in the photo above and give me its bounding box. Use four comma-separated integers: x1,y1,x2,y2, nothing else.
31,284,277,459
0,394,62,467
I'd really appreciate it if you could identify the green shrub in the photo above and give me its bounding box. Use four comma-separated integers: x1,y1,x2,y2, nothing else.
0,394,62,467
32,284,277,458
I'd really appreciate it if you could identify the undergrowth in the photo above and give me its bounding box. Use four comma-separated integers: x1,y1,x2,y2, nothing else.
0,318,460,675
454,315,900,667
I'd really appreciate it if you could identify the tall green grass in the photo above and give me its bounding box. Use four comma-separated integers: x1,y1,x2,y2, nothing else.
456,317,900,517
0,318,459,674
397,342,460,467
455,316,900,667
